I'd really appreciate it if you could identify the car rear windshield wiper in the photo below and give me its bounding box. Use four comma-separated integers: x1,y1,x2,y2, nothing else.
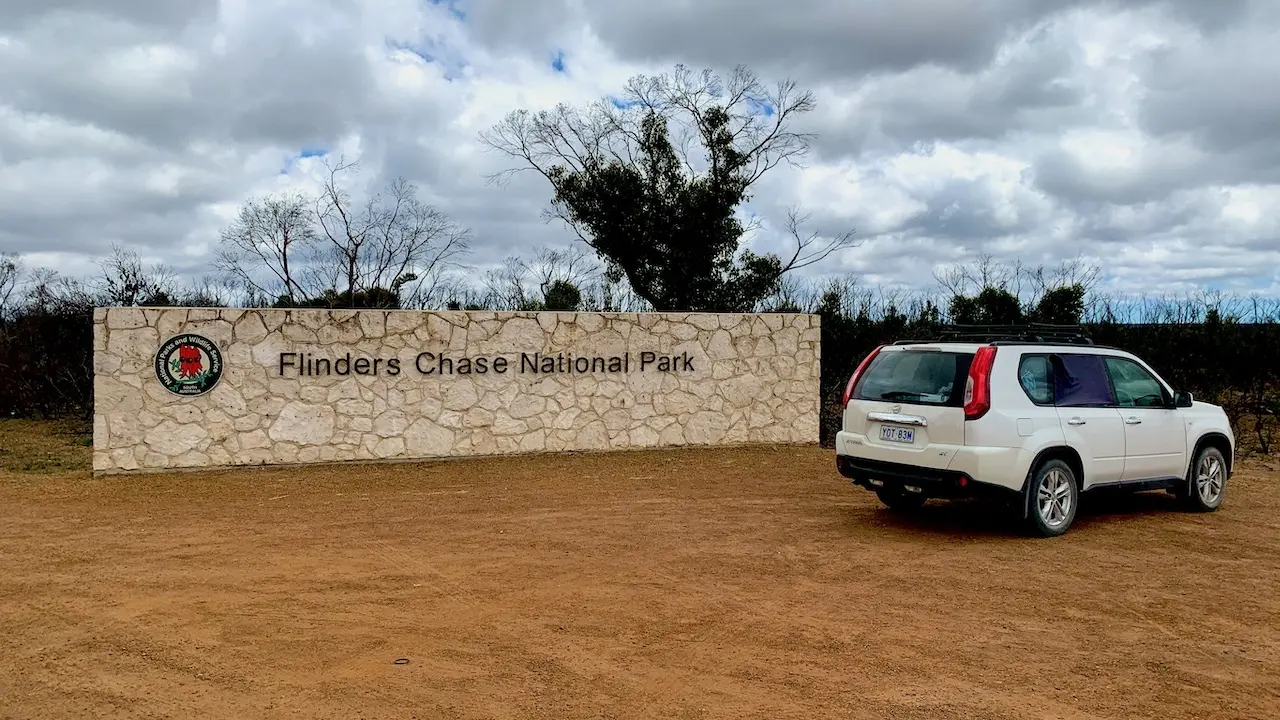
878,391,927,401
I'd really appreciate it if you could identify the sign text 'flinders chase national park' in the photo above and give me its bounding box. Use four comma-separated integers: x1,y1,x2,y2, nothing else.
92,308,821,475
278,349,697,377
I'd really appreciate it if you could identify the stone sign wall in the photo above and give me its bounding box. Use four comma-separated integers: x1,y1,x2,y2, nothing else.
92,308,821,475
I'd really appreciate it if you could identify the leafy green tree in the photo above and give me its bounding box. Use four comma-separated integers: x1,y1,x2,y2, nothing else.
543,279,582,311
948,286,1022,325
1028,284,1086,325
276,285,402,309
480,65,855,312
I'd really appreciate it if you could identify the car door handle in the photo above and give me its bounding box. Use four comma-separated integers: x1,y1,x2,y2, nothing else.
1125,416,1142,425
1067,417,1086,426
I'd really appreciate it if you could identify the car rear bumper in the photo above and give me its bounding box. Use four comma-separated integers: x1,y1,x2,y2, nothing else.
835,454,1019,500
835,429,1030,493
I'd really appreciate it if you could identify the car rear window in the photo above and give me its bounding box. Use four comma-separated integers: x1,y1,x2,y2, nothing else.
1018,355,1054,405
853,350,974,407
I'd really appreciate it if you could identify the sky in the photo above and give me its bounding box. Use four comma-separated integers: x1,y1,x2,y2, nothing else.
1,0,1279,299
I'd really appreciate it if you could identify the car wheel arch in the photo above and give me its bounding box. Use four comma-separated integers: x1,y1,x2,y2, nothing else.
1020,446,1085,517
1189,432,1233,478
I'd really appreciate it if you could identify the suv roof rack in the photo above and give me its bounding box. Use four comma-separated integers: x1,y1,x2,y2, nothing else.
894,323,1096,346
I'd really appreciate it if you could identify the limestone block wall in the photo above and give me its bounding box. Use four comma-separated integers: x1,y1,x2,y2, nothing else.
92,308,821,474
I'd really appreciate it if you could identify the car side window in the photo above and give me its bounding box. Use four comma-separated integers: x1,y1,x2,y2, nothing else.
1103,357,1168,408
1018,354,1054,405
1052,354,1116,407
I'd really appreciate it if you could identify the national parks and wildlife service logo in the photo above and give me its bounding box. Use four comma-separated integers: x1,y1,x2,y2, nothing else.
155,333,223,396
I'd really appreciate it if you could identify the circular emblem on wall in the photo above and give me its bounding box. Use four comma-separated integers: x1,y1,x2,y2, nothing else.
155,333,223,397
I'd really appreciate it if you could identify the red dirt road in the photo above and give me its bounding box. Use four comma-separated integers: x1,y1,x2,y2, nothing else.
2,445,1279,719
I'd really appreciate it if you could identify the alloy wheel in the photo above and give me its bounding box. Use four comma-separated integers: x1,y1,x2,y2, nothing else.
1037,468,1073,528
1196,454,1225,506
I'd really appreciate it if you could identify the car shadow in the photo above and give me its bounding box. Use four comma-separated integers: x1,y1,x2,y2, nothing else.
1074,487,1186,524
849,489,1190,539
850,498,1027,540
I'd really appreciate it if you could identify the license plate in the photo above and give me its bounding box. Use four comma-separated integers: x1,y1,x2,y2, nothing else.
879,425,915,444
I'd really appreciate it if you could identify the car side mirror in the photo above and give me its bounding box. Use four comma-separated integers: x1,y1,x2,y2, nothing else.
1174,392,1193,408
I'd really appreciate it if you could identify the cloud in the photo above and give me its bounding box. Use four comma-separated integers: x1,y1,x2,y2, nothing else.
804,16,1090,158
1137,4,1280,162
0,0,215,29
0,0,1277,300
1028,129,1209,206
483,0,1256,79
543,0,1083,78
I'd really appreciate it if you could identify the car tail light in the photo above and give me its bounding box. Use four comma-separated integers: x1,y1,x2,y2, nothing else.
842,345,884,407
963,345,997,420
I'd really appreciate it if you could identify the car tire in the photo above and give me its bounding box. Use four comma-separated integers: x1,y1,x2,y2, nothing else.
1181,445,1228,513
875,486,927,512
1024,459,1079,537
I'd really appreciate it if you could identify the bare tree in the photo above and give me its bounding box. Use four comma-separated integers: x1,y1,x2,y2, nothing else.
482,64,817,191
816,275,866,317
24,267,94,314
441,283,492,311
524,246,599,297
879,285,907,316
767,274,825,312
579,270,651,313
215,192,317,305
366,176,472,303
398,265,468,310
932,263,972,299
482,256,539,310
481,245,608,310
97,245,176,306
311,157,366,299
1247,295,1280,323
934,254,1002,299
1020,255,1102,307
958,254,1015,292
934,253,1103,318
315,158,471,307
1047,255,1102,295
782,206,860,276
182,275,237,307
0,253,19,322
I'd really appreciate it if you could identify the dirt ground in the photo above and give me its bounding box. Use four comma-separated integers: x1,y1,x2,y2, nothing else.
2,428,1279,719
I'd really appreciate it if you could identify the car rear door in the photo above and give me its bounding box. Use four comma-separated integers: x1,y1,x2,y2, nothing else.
1050,353,1125,487
843,347,972,470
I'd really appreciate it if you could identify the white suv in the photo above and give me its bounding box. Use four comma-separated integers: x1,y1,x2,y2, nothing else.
833,327,1235,537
